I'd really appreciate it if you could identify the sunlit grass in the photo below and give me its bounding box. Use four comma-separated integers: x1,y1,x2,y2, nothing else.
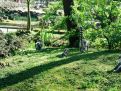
0,48,121,91
0,20,39,26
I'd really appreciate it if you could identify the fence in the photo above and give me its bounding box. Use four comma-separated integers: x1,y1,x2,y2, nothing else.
0,26,27,33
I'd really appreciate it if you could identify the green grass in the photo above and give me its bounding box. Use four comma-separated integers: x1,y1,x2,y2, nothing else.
0,48,121,91
14,16,37,21
0,20,39,26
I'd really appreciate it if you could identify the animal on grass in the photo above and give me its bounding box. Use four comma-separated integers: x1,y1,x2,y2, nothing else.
108,55,121,73
61,48,69,58
80,39,90,52
0,61,10,68
35,39,43,51
0,51,8,58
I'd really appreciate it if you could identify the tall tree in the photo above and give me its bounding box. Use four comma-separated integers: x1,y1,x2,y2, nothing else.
27,0,31,32
74,0,121,49
62,0,74,30
62,0,78,47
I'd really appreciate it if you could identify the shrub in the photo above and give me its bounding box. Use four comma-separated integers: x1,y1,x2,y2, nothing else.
0,31,30,58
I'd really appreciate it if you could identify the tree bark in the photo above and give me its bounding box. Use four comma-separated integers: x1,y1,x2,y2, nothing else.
103,34,112,50
62,0,78,47
27,0,31,32
62,0,74,31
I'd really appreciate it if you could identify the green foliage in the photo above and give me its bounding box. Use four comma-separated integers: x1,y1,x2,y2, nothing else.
33,29,54,46
0,31,8,56
40,1,66,30
92,38,108,49
0,31,31,57
0,32,18,57
72,0,121,49
40,29,53,46
53,16,67,30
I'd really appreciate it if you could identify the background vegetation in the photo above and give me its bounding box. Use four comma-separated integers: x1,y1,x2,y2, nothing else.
0,0,121,91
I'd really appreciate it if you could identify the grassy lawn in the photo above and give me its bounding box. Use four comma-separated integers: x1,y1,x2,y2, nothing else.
0,48,121,91
0,20,39,26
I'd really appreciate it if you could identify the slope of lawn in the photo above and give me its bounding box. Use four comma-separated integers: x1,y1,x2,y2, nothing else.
0,48,121,91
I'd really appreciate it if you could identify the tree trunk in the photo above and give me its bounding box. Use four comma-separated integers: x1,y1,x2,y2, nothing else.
103,34,112,50
63,0,74,30
62,0,78,47
46,0,49,7
27,0,31,32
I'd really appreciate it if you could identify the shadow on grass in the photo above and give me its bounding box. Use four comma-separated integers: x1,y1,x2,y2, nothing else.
0,50,120,89
47,31,65,34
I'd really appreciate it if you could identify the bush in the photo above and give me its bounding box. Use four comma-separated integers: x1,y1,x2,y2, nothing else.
0,31,8,57
33,30,54,47
0,31,30,58
91,38,108,49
